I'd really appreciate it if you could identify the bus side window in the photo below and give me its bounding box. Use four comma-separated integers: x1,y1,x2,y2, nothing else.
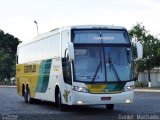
62,55,72,85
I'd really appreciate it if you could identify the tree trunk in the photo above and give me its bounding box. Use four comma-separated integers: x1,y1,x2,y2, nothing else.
148,69,151,82
148,69,151,87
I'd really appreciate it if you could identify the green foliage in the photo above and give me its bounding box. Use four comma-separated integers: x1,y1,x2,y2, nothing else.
135,81,147,88
129,23,160,72
0,30,21,83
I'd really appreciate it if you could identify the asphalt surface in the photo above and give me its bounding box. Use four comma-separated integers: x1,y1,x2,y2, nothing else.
0,87,160,120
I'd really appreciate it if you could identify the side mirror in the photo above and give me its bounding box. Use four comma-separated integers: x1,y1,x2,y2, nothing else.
136,42,143,60
68,42,74,62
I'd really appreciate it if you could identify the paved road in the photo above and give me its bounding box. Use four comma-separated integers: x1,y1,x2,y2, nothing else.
0,87,160,120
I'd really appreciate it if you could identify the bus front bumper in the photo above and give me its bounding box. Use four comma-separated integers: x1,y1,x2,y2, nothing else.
71,90,134,105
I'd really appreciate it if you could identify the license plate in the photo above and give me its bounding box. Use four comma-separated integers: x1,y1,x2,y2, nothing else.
101,97,111,101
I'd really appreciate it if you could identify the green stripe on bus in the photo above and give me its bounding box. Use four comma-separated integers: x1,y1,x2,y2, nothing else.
36,59,52,93
104,82,126,92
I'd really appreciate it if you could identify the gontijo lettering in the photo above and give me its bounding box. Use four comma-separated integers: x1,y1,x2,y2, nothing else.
24,64,36,73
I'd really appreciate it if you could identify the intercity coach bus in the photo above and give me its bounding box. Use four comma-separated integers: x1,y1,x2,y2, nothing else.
16,25,143,111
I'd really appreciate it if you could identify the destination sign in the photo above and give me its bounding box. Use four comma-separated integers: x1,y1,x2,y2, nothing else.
94,36,114,40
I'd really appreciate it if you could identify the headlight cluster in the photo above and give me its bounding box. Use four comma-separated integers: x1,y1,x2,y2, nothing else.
72,86,89,93
124,85,135,91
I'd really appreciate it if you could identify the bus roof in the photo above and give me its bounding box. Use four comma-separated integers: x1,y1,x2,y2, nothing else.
18,25,126,48
64,25,126,30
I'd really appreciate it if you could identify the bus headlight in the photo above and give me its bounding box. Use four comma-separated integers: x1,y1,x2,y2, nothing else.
124,85,135,91
72,86,89,93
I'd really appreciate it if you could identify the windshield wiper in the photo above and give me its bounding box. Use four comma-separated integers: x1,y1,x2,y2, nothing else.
92,61,102,82
100,32,107,82
108,52,121,82
92,46,102,82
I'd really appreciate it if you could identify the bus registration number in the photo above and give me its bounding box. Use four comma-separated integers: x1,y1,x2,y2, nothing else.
101,97,111,101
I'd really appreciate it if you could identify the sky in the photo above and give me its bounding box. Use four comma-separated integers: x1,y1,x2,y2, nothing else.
0,0,159,41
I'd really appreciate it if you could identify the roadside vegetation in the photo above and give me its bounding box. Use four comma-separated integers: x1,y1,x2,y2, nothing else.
0,30,20,85
129,23,160,83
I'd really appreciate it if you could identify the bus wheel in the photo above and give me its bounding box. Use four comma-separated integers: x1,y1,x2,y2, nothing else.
58,91,66,111
106,104,114,110
25,88,33,104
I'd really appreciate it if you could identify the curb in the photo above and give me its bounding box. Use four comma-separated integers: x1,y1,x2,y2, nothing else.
135,89,160,93
0,85,16,88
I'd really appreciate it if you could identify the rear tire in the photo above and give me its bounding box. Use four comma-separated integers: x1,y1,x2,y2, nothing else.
25,87,34,104
24,91,27,102
106,104,114,110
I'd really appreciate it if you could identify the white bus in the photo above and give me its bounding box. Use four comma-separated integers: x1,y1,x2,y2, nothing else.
16,25,142,111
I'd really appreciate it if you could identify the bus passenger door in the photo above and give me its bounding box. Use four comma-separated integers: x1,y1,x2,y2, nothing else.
62,54,72,105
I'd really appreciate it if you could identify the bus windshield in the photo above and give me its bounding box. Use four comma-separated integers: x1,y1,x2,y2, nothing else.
74,46,133,83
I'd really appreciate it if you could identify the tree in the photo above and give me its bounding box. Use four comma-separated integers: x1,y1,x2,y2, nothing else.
0,30,21,84
129,23,160,83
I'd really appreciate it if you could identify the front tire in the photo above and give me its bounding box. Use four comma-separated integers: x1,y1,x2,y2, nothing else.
58,91,66,111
